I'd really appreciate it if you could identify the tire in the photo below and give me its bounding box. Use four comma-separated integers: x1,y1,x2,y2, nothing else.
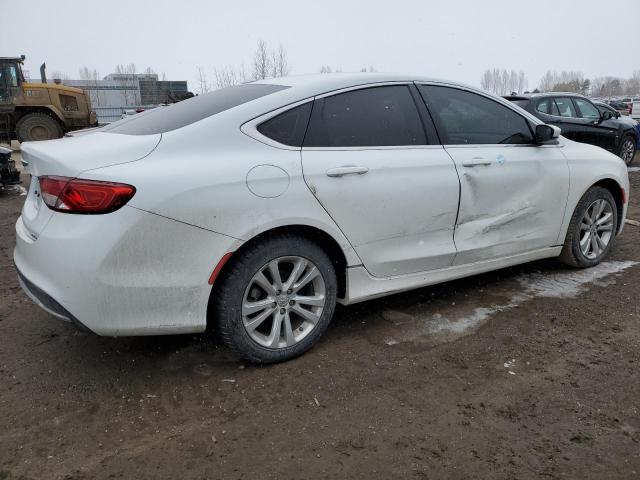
618,134,636,165
213,234,337,364
16,113,63,142
559,186,618,268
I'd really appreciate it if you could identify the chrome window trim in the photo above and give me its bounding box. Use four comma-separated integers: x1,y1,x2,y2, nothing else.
241,80,557,151
302,145,445,152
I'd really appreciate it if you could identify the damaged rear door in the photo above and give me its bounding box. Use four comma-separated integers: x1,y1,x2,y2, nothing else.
418,84,569,265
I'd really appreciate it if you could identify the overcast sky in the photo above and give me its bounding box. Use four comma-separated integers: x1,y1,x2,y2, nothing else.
1,0,636,92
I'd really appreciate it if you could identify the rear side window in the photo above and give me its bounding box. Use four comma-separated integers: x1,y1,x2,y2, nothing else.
257,102,312,147
303,86,426,147
554,97,577,118
419,85,533,145
536,98,561,116
103,84,289,135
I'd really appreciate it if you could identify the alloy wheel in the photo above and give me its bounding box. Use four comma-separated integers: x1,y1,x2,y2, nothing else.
621,138,635,164
579,199,614,260
242,256,326,349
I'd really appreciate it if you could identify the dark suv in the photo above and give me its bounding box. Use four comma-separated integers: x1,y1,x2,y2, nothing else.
505,93,637,164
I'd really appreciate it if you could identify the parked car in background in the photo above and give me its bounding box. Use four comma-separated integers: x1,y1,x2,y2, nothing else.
608,100,631,115
506,93,637,164
15,74,629,363
621,98,634,110
120,108,145,120
632,100,640,121
594,101,640,151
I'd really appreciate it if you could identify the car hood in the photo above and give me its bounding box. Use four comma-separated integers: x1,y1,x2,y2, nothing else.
601,116,637,129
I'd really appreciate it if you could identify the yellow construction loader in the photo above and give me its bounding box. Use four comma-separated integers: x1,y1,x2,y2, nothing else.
0,55,97,142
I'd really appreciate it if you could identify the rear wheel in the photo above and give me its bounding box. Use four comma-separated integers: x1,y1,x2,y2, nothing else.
559,186,618,268
619,134,636,165
16,113,63,142
213,234,337,363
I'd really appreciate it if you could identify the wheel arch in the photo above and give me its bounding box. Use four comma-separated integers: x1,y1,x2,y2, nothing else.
591,178,625,234
15,106,66,126
207,224,352,328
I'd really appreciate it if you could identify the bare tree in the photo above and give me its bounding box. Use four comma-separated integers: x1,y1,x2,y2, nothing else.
623,70,640,96
591,76,623,99
320,65,333,73
196,66,211,94
252,38,271,80
79,66,102,106
114,63,138,105
272,44,289,77
538,70,587,94
50,70,69,81
480,68,528,95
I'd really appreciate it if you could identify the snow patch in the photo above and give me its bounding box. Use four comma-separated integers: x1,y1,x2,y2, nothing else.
517,261,637,298
503,359,516,369
627,167,640,172
3,185,26,196
389,261,637,343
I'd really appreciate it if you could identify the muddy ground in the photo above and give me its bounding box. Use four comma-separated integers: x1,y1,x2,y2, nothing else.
1,152,640,480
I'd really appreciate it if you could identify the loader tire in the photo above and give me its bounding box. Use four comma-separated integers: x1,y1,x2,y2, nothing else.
16,113,63,142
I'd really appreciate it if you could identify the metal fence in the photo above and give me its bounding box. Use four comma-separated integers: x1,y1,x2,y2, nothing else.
93,105,157,124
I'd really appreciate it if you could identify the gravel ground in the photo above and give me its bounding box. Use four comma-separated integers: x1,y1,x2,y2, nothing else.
1,152,640,479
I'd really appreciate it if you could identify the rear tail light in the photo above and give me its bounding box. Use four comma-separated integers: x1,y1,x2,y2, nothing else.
39,176,136,214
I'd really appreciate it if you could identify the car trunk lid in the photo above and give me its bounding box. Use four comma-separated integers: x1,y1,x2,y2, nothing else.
20,131,160,239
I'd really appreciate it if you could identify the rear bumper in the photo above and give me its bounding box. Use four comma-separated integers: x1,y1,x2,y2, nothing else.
16,268,93,333
14,206,240,336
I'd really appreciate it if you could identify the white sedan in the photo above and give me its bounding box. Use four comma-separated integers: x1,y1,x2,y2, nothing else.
15,74,629,363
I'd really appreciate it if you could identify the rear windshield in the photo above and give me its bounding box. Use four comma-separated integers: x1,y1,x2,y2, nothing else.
102,83,289,135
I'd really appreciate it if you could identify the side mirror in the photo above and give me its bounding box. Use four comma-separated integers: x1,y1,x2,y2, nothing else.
535,124,560,144
601,110,614,121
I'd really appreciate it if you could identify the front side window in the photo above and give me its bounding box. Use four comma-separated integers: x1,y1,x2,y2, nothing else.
554,97,577,118
419,85,533,145
6,65,18,87
303,86,426,147
574,98,600,120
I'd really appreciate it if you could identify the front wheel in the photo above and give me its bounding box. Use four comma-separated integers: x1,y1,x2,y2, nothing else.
619,134,636,165
213,234,337,364
559,186,618,268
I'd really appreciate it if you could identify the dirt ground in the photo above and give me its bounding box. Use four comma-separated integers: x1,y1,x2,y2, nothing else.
1,152,640,480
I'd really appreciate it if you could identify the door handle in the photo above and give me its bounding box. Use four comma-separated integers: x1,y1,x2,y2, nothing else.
326,165,369,177
462,157,492,167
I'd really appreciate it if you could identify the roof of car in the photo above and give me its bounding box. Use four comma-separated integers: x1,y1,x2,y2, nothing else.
505,92,589,100
253,72,468,98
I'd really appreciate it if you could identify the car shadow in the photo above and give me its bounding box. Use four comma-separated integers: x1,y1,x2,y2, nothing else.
49,257,569,376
